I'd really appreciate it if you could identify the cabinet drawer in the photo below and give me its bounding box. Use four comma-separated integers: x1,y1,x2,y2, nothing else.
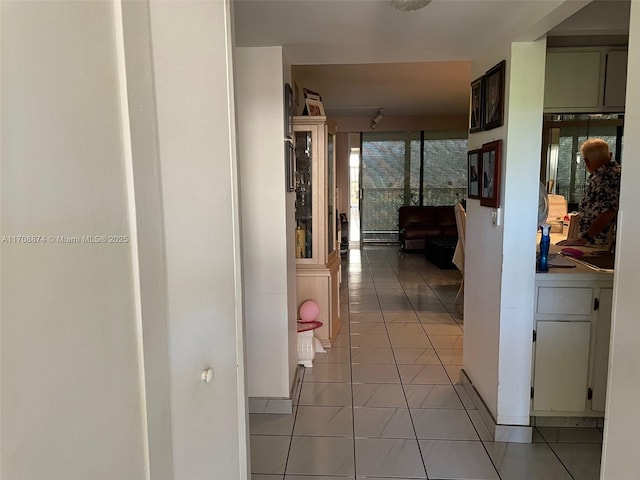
537,287,592,315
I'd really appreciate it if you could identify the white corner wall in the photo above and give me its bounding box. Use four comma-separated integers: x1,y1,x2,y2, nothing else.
235,47,296,399
119,1,174,477
282,48,299,397
464,47,510,420
0,2,146,478
464,39,546,425
146,1,249,477
601,1,640,477
497,39,546,425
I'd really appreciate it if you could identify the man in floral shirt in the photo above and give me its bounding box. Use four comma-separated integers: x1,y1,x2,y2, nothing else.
559,138,621,247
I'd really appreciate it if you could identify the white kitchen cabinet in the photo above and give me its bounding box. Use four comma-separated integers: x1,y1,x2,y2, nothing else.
532,268,613,417
603,51,628,108
545,51,602,110
544,47,628,113
591,287,613,412
533,321,591,412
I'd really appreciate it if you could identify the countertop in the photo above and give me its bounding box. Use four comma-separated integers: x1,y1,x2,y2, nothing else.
536,243,614,281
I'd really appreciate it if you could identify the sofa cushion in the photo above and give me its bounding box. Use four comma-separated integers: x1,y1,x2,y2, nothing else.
440,225,458,237
435,206,456,227
402,225,442,240
399,206,438,228
398,205,458,251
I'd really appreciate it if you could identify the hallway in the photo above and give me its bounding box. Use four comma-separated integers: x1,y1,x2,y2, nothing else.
250,246,603,479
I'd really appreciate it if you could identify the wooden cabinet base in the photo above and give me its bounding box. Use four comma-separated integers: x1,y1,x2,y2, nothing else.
296,252,341,347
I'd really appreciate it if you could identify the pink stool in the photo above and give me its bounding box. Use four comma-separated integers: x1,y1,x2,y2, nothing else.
297,320,323,367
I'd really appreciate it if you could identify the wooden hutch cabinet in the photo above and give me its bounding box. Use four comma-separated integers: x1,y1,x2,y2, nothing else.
293,116,341,347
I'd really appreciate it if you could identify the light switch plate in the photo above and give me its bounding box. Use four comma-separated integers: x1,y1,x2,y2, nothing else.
491,208,501,226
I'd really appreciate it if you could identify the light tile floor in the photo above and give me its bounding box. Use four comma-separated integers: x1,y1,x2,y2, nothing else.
250,246,603,480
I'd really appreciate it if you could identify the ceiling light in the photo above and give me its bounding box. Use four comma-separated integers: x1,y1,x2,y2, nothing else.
388,0,432,12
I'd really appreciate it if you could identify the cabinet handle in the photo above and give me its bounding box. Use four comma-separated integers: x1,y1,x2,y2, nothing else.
594,298,600,311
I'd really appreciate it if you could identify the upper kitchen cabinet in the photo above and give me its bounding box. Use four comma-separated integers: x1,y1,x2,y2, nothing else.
603,50,628,108
544,47,628,113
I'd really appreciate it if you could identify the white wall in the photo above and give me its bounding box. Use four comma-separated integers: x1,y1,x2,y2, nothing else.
335,115,467,133
2,1,250,479
282,48,299,396
147,1,249,477
464,46,510,420
120,2,174,477
235,47,296,399
601,1,640,477
0,2,146,478
464,40,546,425
497,40,546,425
336,133,351,219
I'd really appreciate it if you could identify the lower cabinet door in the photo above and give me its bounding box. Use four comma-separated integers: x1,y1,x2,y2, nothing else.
533,321,591,412
592,288,614,412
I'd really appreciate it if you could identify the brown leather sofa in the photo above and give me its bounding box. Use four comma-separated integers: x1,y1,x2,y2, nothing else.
398,205,458,251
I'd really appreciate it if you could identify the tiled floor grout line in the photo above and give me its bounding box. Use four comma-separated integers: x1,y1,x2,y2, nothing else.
250,247,602,479
405,277,504,479
372,257,432,479
280,366,305,480
395,254,576,480
533,430,578,480
379,249,505,480
386,249,583,480
386,312,436,480
344,268,359,480
370,251,462,480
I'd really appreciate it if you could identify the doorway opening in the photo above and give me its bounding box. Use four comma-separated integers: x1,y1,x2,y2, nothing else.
348,146,361,245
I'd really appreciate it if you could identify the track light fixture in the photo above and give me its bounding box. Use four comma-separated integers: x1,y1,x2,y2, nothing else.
388,0,432,12
370,109,384,129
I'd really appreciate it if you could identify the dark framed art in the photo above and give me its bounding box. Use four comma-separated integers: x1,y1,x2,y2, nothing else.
467,149,482,199
284,83,293,139
285,138,295,192
469,77,483,133
302,87,325,116
480,140,501,208
483,60,505,131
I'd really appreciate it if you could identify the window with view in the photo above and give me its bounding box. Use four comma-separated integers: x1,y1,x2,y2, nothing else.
543,114,623,209
360,132,467,243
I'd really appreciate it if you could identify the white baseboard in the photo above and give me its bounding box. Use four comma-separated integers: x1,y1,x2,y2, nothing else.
248,365,303,414
460,369,533,443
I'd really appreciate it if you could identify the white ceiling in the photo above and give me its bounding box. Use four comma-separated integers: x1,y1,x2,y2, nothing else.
291,61,471,117
234,0,630,119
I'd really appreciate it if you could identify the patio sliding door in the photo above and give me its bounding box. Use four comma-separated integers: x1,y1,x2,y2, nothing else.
360,132,467,245
361,131,421,243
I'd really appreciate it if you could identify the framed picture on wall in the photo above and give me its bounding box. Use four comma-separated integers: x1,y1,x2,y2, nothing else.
284,83,294,139
480,140,501,208
469,77,483,133
467,149,482,199
483,60,506,130
285,138,295,192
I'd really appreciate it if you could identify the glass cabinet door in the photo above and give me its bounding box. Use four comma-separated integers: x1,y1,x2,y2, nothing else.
327,132,335,255
295,130,313,259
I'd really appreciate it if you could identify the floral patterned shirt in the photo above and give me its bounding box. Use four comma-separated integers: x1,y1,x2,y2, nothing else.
578,161,621,245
